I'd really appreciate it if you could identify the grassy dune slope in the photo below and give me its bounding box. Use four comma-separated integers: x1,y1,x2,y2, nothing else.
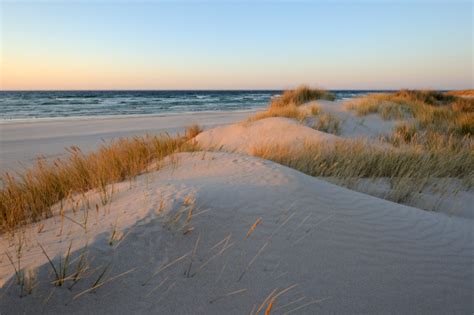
0,129,200,232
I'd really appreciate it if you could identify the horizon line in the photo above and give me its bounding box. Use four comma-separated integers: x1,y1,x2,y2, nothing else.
1,88,469,92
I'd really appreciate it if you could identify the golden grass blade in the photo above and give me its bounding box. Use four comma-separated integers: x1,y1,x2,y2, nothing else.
245,218,262,240
143,252,190,285
283,296,331,314
73,267,136,300
238,241,268,282
256,288,279,313
209,288,247,304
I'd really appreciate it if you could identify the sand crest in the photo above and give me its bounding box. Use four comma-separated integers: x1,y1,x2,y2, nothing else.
196,117,338,154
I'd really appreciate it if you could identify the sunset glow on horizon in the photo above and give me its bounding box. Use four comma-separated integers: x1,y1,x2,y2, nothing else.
1,1,472,90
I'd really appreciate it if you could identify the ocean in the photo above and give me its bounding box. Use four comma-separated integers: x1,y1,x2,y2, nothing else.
0,90,381,121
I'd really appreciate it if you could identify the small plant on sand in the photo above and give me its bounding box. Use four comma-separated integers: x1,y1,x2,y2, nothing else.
5,250,25,295
39,241,73,287
73,265,136,300
23,269,38,296
69,245,90,290
164,193,196,233
5,250,38,297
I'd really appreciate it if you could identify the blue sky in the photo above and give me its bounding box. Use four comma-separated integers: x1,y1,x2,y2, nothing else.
1,0,472,90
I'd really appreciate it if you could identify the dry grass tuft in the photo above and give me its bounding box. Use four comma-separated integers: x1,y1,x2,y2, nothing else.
344,93,410,120
390,123,418,146
249,86,333,122
445,89,474,97
312,113,341,135
451,98,474,112
310,104,322,116
185,124,203,139
0,132,199,232
270,85,335,108
394,89,455,105
249,103,306,122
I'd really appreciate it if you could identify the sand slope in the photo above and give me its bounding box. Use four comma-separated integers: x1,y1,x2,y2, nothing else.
195,104,473,218
196,117,337,154
1,152,472,314
307,100,401,139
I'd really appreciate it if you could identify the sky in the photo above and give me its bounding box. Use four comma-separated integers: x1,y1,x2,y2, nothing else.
0,0,472,90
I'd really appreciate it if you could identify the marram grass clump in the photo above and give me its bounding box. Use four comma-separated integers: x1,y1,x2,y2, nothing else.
249,86,334,122
248,103,306,122
270,85,335,108
252,139,474,203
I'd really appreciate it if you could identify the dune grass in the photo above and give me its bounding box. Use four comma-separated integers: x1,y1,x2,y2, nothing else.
253,139,473,181
345,90,474,150
345,90,473,130
445,89,474,97
249,86,333,122
310,104,322,116
311,112,341,135
451,97,474,112
270,85,335,108
344,93,411,120
248,103,306,122
0,127,201,232
185,124,203,139
252,138,474,203
247,89,473,205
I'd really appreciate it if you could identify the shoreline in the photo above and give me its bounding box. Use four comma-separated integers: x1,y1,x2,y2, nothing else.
0,109,260,172
0,107,266,125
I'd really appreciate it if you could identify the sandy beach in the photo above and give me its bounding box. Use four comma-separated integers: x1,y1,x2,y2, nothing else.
0,110,257,172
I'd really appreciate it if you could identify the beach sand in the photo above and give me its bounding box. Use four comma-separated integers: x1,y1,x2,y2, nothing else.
0,110,257,172
0,101,472,314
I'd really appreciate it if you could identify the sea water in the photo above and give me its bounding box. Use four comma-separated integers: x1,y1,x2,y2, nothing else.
0,90,382,121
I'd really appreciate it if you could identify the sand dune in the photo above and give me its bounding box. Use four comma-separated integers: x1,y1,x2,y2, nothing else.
194,102,473,218
1,152,472,314
305,100,401,139
196,117,337,154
